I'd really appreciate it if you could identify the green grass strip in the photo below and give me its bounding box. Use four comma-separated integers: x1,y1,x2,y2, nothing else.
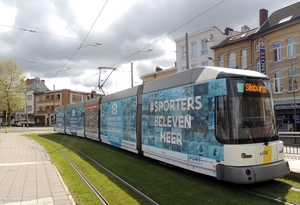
26,133,300,205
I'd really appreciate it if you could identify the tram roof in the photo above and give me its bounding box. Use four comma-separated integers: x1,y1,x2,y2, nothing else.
143,66,269,94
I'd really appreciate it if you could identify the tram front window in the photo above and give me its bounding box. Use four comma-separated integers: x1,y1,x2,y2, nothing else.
216,79,278,144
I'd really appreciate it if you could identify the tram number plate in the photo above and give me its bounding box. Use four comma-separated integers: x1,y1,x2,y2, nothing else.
262,146,272,164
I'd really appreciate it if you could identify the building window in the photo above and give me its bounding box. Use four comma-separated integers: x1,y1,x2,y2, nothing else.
256,41,260,52
273,42,282,62
241,49,247,69
201,40,208,54
80,95,82,101
72,94,75,100
42,96,45,101
182,66,187,71
42,106,45,111
37,96,40,101
182,46,186,60
27,106,32,112
256,58,261,72
287,38,296,59
37,106,40,111
229,53,236,68
201,61,208,66
274,71,283,93
191,42,197,58
57,94,60,99
288,68,297,92
219,55,224,67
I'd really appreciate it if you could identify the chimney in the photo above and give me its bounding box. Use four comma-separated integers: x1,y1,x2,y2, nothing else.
241,25,250,33
260,9,268,26
41,80,45,84
225,27,233,36
155,66,162,72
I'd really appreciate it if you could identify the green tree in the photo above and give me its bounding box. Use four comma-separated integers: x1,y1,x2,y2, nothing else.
0,59,27,126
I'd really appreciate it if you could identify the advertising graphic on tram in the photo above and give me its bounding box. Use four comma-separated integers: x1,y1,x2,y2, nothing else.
100,97,137,149
142,79,227,164
65,107,84,136
85,104,99,140
55,109,65,132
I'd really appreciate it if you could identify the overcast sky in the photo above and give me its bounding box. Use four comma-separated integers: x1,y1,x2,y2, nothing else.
0,0,299,94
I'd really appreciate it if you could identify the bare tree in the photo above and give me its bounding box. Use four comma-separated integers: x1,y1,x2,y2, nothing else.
0,59,27,126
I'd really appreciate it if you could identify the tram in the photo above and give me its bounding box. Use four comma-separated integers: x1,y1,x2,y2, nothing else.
55,66,290,184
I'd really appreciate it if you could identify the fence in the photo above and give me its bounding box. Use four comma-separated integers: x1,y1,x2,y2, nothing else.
279,132,300,155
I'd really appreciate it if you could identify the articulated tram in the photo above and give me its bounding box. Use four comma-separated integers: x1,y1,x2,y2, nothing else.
55,66,290,184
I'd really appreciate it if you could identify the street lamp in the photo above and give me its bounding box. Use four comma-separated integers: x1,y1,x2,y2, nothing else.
54,67,71,76
52,68,70,125
78,43,101,50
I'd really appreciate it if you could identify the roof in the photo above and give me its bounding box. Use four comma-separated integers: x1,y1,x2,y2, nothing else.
211,28,257,49
26,78,35,86
258,1,300,32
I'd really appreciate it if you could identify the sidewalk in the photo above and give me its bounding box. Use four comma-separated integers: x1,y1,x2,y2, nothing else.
0,132,75,205
284,154,300,174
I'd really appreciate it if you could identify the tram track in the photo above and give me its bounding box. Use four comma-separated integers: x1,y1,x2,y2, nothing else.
31,132,300,205
42,138,159,205
43,139,110,205
243,181,300,205
244,188,299,205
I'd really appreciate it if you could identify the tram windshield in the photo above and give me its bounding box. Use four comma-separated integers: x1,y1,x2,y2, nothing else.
215,78,278,144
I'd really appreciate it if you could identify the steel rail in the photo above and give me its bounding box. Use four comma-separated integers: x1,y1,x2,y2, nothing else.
43,139,110,205
62,142,159,205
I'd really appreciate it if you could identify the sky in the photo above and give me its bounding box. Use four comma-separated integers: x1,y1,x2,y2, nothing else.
0,0,299,94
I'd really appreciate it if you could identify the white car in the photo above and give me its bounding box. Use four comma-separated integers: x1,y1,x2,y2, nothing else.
16,119,35,127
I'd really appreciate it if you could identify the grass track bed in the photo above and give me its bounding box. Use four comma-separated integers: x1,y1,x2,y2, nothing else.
26,133,300,205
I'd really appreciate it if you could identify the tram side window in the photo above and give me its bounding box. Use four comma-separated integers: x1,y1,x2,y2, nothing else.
215,96,229,142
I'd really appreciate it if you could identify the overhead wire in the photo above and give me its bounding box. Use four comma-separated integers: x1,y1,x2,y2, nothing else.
47,0,109,82
0,1,225,90
96,0,226,89
0,23,162,50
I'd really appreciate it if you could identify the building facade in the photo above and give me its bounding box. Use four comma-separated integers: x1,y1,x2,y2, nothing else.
10,77,101,126
249,4,300,131
140,66,177,83
34,89,100,126
210,26,256,70
173,2,300,131
174,26,239,72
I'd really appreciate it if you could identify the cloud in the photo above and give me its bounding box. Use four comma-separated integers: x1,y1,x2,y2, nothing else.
0,0,299,94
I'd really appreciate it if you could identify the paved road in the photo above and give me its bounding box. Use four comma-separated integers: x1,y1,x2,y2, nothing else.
0,127,54,134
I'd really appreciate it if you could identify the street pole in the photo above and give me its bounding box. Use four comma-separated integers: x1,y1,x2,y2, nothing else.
53,85,55,125
131,62,133,87
290,57,298,131
293,82,296,131
25,91,28,130
5,111,8,133
185,33,189,70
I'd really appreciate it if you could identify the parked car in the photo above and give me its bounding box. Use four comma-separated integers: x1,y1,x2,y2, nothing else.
16,119,35,127
11,120,19,126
